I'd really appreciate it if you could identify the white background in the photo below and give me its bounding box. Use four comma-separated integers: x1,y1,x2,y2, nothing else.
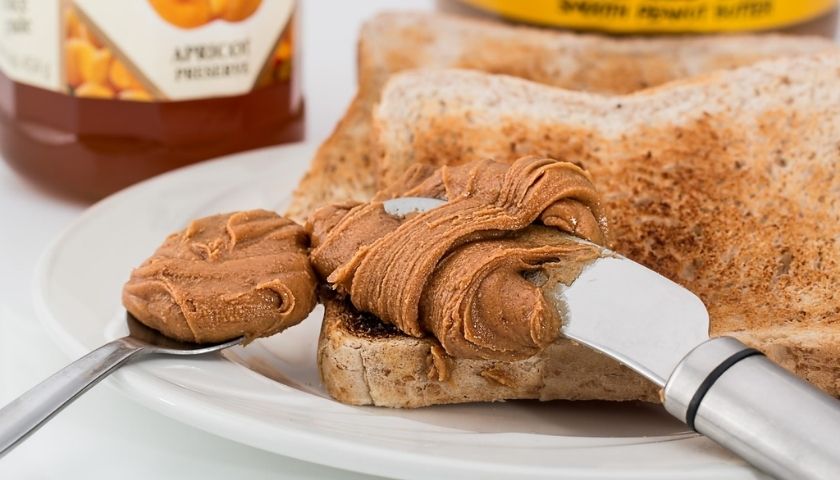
0,1,429,478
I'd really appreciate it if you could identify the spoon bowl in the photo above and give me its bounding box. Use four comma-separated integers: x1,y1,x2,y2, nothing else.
124,313,243,355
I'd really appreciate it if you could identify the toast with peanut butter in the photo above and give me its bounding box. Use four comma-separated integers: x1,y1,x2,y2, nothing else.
285,11,837,223
310,156,662,407
359,54,840,406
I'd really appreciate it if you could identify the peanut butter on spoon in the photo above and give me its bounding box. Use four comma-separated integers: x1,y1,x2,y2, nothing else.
123,209,317,344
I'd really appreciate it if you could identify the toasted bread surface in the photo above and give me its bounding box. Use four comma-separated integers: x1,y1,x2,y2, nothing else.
371,56,840,397
286,11,836,222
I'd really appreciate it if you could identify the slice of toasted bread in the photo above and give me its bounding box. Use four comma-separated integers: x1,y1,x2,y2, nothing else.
285,11,837,223
371,54,840,398
318,295,659,408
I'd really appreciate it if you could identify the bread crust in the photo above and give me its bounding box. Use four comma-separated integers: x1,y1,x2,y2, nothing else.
318,296,658,408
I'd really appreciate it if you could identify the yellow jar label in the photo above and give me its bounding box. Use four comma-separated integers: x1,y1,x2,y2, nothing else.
457,0,837,33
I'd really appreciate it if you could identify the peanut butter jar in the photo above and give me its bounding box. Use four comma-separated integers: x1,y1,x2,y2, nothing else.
0,0,303,201
439,0,838,37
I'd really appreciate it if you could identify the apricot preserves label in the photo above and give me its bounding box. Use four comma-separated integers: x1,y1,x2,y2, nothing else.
0,0,296,101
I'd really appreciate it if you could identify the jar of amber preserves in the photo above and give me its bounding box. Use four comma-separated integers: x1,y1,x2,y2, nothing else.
0,0,302,200
439,0,838,37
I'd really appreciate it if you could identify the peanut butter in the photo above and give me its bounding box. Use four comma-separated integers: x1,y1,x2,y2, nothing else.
308,156,607,360
123,210,317,344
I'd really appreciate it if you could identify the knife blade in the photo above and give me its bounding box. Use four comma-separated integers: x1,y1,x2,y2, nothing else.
553,252,709,387
382,196,707,386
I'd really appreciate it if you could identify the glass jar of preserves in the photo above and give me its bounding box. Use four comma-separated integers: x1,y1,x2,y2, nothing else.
0,0,303,200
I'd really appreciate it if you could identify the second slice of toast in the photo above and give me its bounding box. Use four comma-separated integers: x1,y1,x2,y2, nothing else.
368,53,840,400
286,11,837,223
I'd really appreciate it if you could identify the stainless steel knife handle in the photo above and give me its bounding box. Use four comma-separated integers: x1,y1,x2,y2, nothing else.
664,337,840,480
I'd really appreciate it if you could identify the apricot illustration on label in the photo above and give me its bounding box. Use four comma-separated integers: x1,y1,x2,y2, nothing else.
66,7,103,48
149,0,262,28
64,5,154,101
81,48,113,86
211,0,262,22
148,0,214,29
109,59,144,91
75,82,115,99
65,38,94,88
118,89,153,102
65,8,85,41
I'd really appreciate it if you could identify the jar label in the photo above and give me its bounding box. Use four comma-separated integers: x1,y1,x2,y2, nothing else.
0,0,296,101
456,0,837,33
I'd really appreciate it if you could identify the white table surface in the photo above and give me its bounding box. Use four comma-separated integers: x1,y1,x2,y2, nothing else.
0,1,429,478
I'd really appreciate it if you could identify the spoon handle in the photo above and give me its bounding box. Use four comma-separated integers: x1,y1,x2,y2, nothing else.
0,338,144,457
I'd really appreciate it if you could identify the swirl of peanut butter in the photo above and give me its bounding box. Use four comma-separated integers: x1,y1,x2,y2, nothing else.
123,210,317,344
308,156,608,360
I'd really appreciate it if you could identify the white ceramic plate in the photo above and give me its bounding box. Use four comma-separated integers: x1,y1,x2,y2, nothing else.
34,143,762,480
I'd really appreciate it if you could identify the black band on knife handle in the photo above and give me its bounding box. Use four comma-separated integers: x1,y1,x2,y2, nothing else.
685,348,764,431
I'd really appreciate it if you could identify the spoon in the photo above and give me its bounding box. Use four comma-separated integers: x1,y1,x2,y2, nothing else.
0,313,242,458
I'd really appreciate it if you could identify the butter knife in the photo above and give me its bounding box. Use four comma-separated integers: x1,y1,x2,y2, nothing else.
383,196,840,480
